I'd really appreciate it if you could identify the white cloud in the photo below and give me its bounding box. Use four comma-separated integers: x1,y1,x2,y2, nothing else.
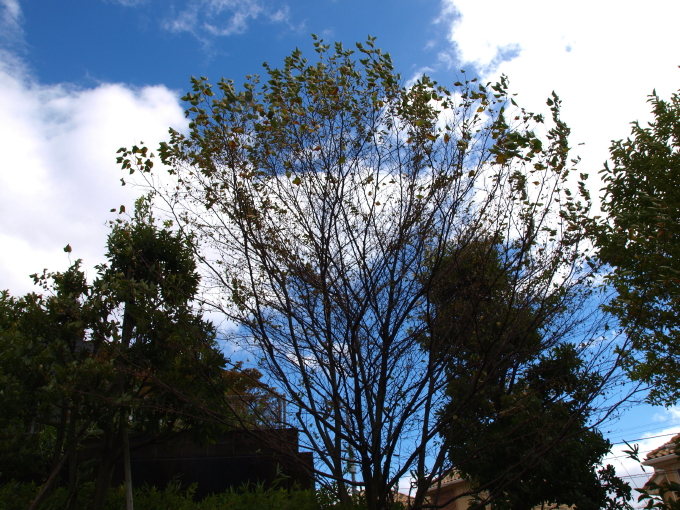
654,407,680,422
163,0,289,39
1,0,19,22
439,0,680,209
1,0,23,47
267,5,289,23
105,0,149,6
0,43,186,296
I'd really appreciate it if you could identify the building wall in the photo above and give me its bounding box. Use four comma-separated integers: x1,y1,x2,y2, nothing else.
427,479,475,510
642,454,680,502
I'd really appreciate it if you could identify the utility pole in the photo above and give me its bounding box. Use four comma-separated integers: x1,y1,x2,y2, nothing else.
348,444,358,497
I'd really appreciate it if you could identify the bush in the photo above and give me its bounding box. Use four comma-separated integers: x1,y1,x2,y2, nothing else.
0,479,319,510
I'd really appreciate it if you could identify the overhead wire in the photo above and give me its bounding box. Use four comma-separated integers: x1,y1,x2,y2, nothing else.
611,432,678,445
607,420,680,436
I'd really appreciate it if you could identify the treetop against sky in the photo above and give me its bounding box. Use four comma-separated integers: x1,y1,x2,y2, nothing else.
1,0,680,492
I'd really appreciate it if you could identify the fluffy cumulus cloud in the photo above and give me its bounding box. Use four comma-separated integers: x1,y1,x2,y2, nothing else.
438,0,680,205
0,3,186,296
163,0,291,39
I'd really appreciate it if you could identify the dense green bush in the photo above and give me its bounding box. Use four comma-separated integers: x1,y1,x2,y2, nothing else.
0,480,319,510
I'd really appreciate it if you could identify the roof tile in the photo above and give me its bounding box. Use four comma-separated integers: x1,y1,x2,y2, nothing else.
645,433,680,460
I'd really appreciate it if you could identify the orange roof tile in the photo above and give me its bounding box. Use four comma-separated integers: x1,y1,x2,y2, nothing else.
645,433,680,460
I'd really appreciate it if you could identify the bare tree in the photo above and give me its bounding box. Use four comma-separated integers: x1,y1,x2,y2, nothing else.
120,37,629,510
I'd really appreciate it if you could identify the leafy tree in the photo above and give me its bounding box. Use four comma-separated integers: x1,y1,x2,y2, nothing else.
0,198,269,510
87,197,221,509
433,241,630,510
122,37,626,510
90,198,273,509
631,478,680,510
446,343,630,510
596,89,680,406
0,261,117,508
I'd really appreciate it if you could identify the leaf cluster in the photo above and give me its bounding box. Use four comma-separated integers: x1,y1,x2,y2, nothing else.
597,89,680,404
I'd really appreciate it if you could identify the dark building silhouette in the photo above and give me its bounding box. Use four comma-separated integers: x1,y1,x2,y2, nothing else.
110,428,314,499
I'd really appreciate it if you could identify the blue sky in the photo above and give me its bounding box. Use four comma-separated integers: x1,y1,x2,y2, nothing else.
2,0,680,495
19,0,446,90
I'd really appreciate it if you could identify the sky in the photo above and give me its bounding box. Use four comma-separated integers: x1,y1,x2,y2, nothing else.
2,0,680,496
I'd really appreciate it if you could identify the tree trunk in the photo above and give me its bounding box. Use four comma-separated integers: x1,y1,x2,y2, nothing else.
38,405,69,502
66,399,79,510
27,452,69,510
91,430,118,510
122,415,134,510
119,294,135,510
51,406,68,472
29,416,93,510
92,457,116,510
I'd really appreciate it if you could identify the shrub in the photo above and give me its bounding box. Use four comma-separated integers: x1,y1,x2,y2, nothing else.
0,479,319,510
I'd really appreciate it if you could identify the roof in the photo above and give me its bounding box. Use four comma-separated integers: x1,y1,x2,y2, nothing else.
645,433,680,460
425,471,466,494
393,492,413,505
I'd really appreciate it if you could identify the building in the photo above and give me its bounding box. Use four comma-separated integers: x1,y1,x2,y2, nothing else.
642,433,680,503
425,472,477,510
425,471,570,510
107,428,314,500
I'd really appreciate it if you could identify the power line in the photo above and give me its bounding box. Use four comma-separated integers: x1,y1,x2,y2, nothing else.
611,432,678,445
605,448,654,461
606,419,680,438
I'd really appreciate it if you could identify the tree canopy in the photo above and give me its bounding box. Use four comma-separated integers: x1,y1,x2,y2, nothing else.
0,198,268,510
433,241,629,510
597,89,680,405
121,37,628,510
